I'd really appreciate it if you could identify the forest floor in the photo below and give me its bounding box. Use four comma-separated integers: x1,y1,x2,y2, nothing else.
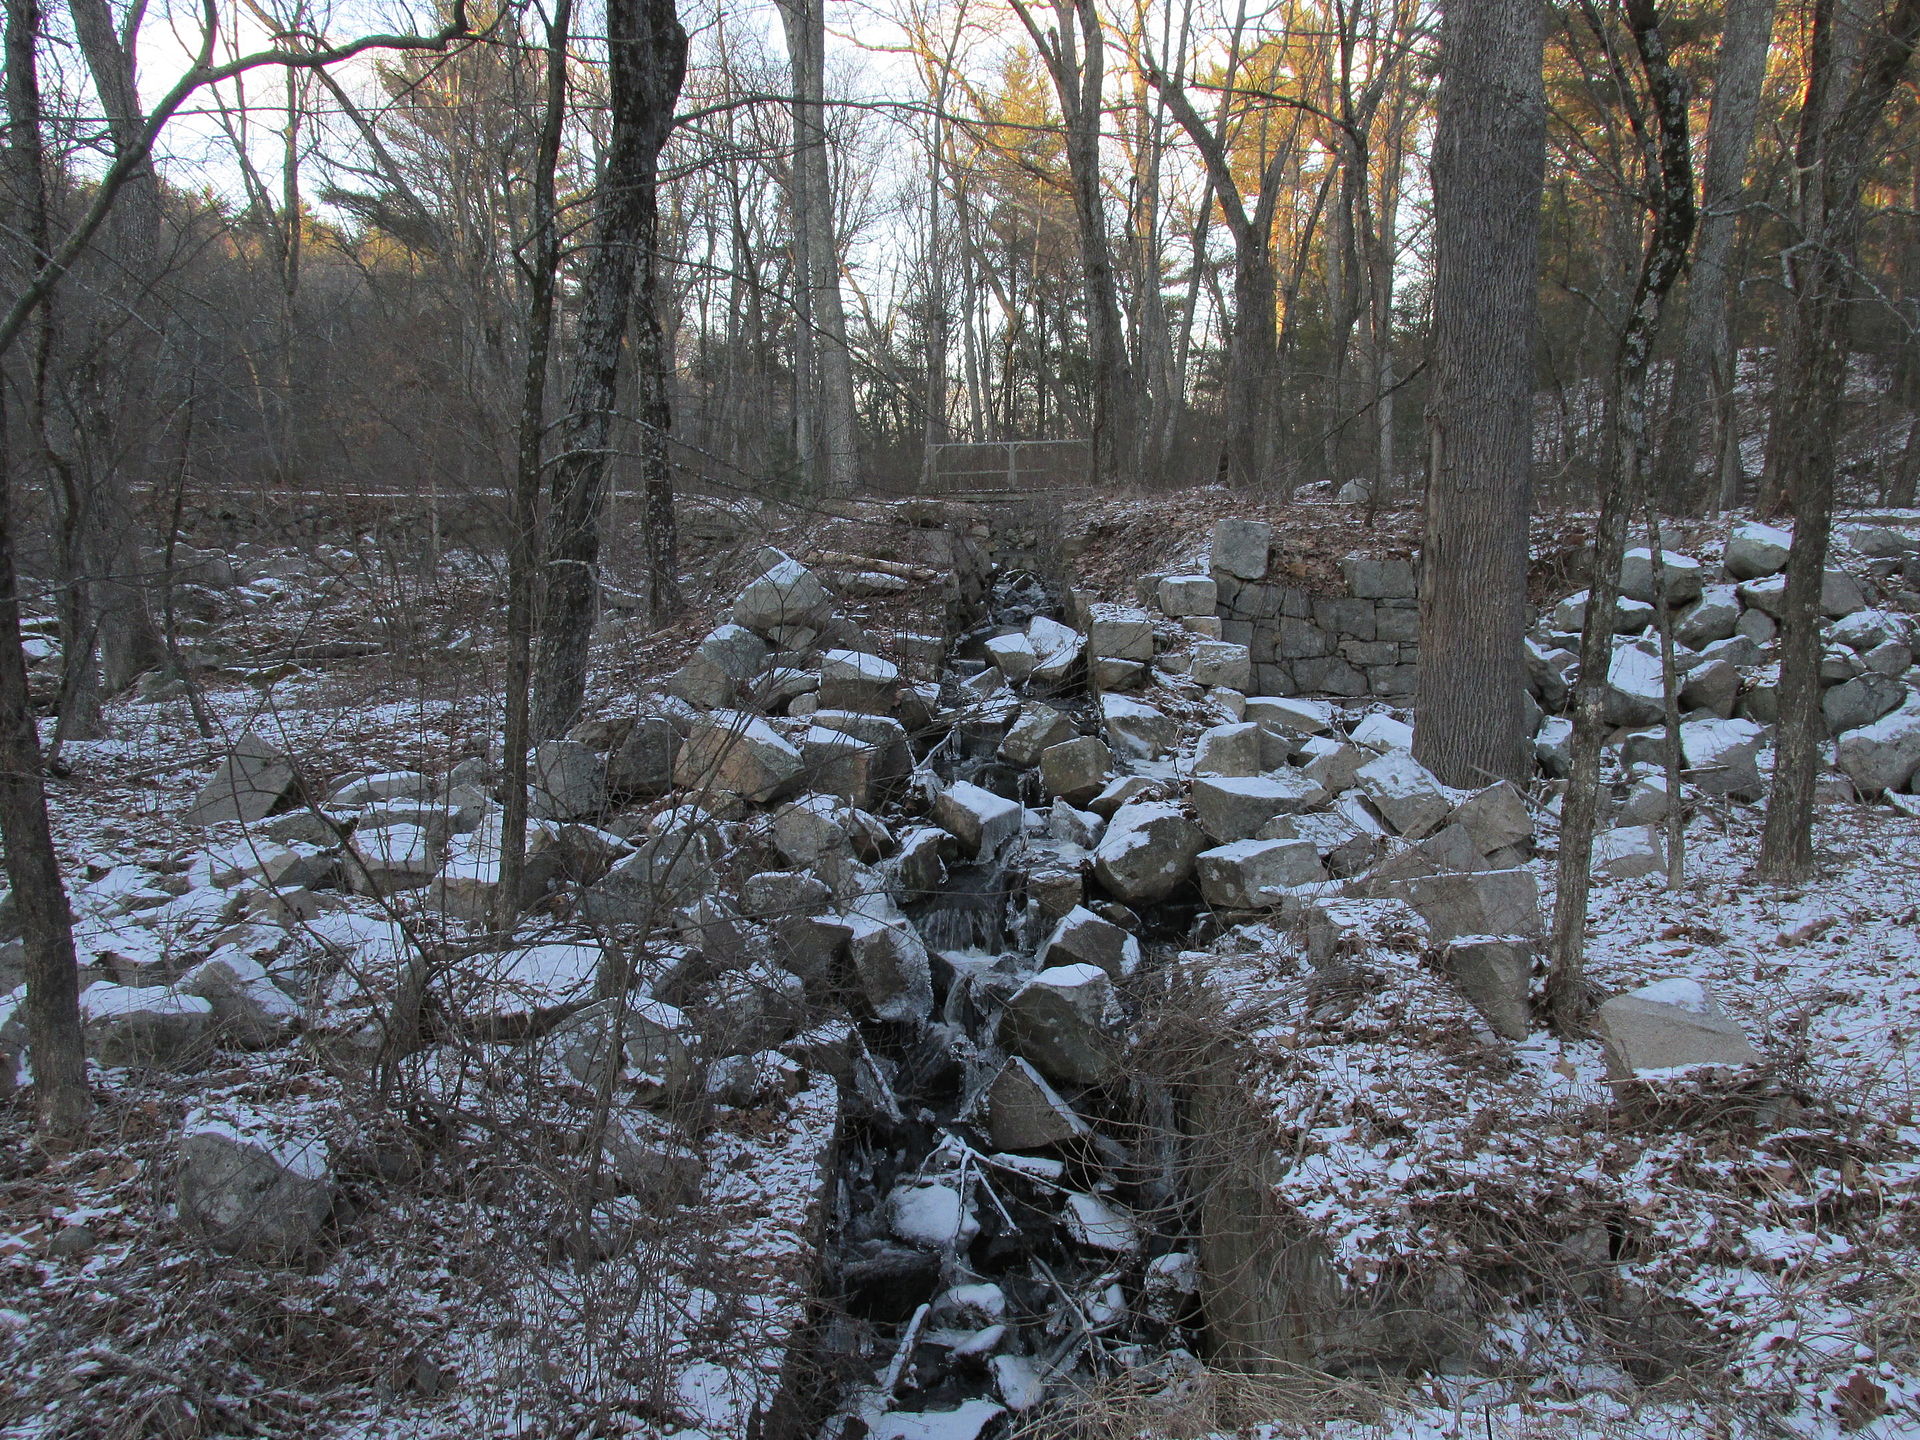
1,487,1918,1440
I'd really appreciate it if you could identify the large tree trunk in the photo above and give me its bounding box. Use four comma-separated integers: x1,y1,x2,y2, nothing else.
1758,0,1920,881
532,0,688,738
1411,0,1546,788
2,0,87,1134
775,0,858,494
1653,0,1776,512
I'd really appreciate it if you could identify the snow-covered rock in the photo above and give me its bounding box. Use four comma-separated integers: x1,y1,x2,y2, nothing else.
178,1107,334,1258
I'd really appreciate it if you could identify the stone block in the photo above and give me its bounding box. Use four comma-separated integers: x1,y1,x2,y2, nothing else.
1339,555,1416,600
1211,519,1273,581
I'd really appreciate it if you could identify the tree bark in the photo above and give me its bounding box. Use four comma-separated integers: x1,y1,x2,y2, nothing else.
1653,0,1775,512
1412,0,1546,788
1544,0,1695,1030
1,0,88,1134
1757,0,1920,881
774,0,858,494
532,0,688,738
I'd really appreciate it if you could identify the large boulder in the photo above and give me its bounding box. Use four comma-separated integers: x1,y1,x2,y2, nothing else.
1101,694,1177,759
669,624,770,710
1836,693,1920,793
1594,824,1666,880
1000,704,1076,767
1192,722,1264,777
1190,773,1326,842
1603,643,1667,727
673,712,805,802
81,982,213,1068
818,649,900,713
1452,781,1531,856
607,716,683,797
1353,752,1450,839
178,1110,334,1258
184,735,298,825
1442,937,1532,1040
1823,672,1906,736
1592,978,1759,1081
1724,521,1792,580
1674,587,1741,648
932,781,1023,860
1038,905,1140,979
1039,736,1112,806
1000,964,1119,1085
180,949,298,1047
531,740,606,822
1157,574,1217,617
1091,802,1206,903
1210,519,1272,580
1189,640,1252,691
347,822,440,894
549,996,699,1105
1195,838,1324,909
1372,868,1543,945
1619,547,1704,605
733,556,832,633
845,912,934,1024
981,1057,1091,1150
1086,606,1155,663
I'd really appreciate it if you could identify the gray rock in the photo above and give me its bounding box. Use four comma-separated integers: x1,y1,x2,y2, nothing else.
1679,657,1740,717
1736,606,1778,644
1101,693,1176,759
610,721,687,802
1340,555,1416,600
1552,590,1652,634
1603,643,1668,726
1372,868,1544,944
178,1112,333,1257
531,740,606,821
1292,656,1369,697
1244,695,1333,736
1001,704,1076,766
1617,773,1670,824
1091,801,1206,903
1087,607,1156,663
985,632,1038,682
1046,801,1104,850
1296,736,1364,793
1443,937,1532,1039
1039,736,1112,806
733,556,832,633
1001,963,1119,1085
1261,808,1384,877
799,727,878,806
1192,721,1264,777
1678,716,1767,795
1822,569,1868,618
1674,587,1741,648
1190,772,1327,842
1824,672,1907,735
669,624,770,710
1534,716,1574,776
1039,905,1140,979
1157,574,1217,617
185,734,298,825
1452,781,1531,856
1841,525,1916,559
347,823,440,894
846,911,934,1024
1272,617,1331,660
1829,610,1891,650
1593,978,1759,1081
1723,521,1792,580
329,770,432,805
741,869,832,919
811,710,912,782
672,712,805,803
550,996,699,1105
818,649,900,713
1865,640,1913,676
1698,634,1764,669
1836,694,1920,793
1211,519,1273,580
582,814,719,922
1526,639,1577,709
1354,751,1450,839
1088,775,1157,816
1189,640,1252,690
80,982,214,1068
180,950,298,1047
1196,838,1324,908
1028,616,1085,682
932,781,1023,860
982,1057,1090,1150
1594,824,1666,880
1619,547,1704,605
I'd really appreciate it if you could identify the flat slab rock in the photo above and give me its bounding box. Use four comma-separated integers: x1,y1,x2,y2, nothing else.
1593,978,1759,1083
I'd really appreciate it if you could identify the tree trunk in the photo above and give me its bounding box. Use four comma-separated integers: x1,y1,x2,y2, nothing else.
1412,0,1546,788
495,0,571,930
775,0,858,494
1653,0,1776,512
1757,0,1920,881
1544,0,1695,1030
532,0,688,738
1,0,87,1134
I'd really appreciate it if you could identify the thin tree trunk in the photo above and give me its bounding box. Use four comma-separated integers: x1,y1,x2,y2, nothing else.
1758,0,1920,880
495,0,571,931
532,0,687,737
2,0,87,1134
1545,0,1695,1029
1654,0,1776,511
1412,0,1546,788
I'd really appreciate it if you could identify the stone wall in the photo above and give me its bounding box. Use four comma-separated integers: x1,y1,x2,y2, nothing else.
1139,518,1421,701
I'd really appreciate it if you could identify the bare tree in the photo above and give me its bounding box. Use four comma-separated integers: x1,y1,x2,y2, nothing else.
533,0,688,737
1411,0,1545,787
1757,0,1920,882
